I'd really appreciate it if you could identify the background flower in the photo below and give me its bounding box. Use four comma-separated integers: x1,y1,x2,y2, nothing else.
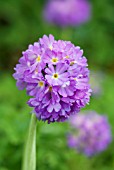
68,111,112,156
43,0,91,27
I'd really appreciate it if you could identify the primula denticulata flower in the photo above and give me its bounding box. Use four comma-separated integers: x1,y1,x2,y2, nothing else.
68,111,112,156
13,34,91,123
43,0,91,27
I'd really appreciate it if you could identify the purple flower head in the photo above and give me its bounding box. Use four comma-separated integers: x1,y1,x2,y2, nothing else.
13,34,91,123
43,0,91,27
68,111,112,156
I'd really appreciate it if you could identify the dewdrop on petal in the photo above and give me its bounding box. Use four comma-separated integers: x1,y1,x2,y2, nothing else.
13,34,91,123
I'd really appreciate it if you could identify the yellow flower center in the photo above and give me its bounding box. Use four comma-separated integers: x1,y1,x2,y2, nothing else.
36,55,41,62
74,78,77,80
70,61,74,66
52,58,58,63
49,86,52,91
66,55,69,59
53,73,59,79
38,81,44,87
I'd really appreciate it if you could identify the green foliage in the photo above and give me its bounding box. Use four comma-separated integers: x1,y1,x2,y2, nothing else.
0,73,114,170
0,0,114,70
0,74,30,169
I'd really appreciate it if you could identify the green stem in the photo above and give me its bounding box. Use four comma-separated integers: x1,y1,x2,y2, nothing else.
22,113,37,170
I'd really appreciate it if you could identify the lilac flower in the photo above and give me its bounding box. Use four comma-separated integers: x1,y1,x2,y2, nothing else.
13,34,91,123
68,111,112,156
43,0,91,27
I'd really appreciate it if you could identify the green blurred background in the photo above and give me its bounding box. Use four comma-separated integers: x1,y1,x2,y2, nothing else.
0,0,114,170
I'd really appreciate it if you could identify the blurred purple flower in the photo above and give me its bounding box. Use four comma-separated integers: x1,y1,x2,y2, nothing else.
43,0,91,27
68,111,112,156
13,34,91,123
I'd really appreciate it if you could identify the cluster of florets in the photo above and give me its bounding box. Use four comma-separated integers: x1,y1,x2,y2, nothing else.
43,0,91,27
68,111,112,156
13,34,91,123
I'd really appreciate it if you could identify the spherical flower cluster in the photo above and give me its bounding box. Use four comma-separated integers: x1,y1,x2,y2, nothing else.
43,0,91,27
13,34,91,123
68,111,112,156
